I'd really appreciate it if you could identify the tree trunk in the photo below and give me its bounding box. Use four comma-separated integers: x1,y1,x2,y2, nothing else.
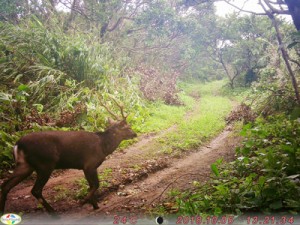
285,0,300,31
219,53,234,89
64,0,78,31
48,0,57,14
267,12,300,104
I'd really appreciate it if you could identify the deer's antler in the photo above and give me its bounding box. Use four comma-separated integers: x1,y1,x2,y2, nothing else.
98,98,120,120
98,94,127,121
110,97,127,120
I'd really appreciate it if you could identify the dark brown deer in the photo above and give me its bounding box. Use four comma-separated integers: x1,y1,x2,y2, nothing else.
0,100,136,214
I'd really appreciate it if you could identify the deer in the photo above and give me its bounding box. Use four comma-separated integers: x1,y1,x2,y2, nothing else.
0,99,137,215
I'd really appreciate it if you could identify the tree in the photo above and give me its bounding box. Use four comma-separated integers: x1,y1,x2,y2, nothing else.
259,0,300,104
199,14,276,88
222,0,299,31
221,0,300,103
0,0,28,22
285,0,300,30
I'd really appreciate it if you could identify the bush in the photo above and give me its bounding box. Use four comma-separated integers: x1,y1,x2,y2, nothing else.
173,115,300,215
0,18,144,169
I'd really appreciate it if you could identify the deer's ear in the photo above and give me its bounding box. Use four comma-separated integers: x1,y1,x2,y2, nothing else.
107,118,115,126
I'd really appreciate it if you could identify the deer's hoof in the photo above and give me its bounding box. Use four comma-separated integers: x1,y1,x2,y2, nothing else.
92,203,99,210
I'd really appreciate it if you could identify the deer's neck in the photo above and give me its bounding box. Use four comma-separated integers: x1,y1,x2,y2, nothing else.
97,130,123,156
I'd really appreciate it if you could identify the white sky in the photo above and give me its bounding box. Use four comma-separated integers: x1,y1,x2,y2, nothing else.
215,0,264,16
215,0,292,22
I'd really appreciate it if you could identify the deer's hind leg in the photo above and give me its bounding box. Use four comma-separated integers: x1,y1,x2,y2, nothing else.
31,167,55,213
0,162,34,214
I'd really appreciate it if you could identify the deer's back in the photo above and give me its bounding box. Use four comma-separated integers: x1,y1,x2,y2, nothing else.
16,131,106,170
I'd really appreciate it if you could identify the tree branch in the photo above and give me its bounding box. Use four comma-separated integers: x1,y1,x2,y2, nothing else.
263,0,289,14
107,17,135,32
222,0,289,15
58,0,91,21
0,12,9,22
289,57,300,68
259,0,300,104
222,0,267,15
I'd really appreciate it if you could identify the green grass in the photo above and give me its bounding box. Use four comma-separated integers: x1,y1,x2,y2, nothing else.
166,96,232,150
53,185,70,202
179,79,227,97
162,81,233,151
220,82,252,103
138,96,195,133
136,80,235,155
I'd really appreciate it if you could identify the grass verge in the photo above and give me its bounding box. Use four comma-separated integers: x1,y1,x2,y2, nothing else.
162,80,233,152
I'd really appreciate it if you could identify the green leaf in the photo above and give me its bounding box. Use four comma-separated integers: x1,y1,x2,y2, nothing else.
240,123,252,136
241,147,251,155
245,140,254,148
211,163,220,177
290,107,300,120
33,104,44,113
287,42,298,49
214,207,222,215
258,176,266,187
18,84,29,92
269,200,282,209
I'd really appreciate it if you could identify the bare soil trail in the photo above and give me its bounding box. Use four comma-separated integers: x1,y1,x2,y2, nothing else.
88,125,240,216
1,98,242,220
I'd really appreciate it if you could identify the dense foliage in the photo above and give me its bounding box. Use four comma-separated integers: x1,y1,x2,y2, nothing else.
174,115,300,214
0,18,144,170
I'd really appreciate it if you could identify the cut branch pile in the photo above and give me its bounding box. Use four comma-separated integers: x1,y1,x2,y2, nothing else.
226,103,256,124
137,66,182,105
20,103,87,130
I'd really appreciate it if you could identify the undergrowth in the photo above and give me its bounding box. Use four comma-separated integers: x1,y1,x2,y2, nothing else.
221,85,251,103
171,115,300,215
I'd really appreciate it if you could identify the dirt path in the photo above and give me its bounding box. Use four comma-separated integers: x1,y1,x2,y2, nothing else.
89,125,240,215
1,98,242,224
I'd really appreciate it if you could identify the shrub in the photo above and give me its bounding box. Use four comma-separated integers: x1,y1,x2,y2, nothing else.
173,115,300,215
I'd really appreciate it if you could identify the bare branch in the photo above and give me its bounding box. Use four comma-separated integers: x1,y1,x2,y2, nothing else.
0,12,9,22
222,0,289,15
107,16,135,32
121,32,182,53
58,0,91,21
289,58,300,68
263,0,289,14
103,0,148,35
222,0,267,15
268,0,284,4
